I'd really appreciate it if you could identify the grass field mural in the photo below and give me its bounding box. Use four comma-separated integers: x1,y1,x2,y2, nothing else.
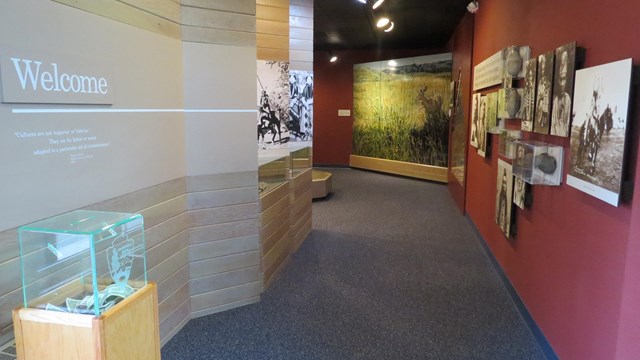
353,54,452,167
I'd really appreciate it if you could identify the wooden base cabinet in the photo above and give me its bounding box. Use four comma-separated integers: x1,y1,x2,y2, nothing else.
13,283,161,360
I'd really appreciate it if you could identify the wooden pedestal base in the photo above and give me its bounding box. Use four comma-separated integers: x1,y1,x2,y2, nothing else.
13,283,161,360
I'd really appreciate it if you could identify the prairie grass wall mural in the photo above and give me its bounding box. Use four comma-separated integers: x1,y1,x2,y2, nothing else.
353,54,452,167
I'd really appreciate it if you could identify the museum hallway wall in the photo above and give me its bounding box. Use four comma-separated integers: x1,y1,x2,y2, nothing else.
456,0,640,359
0,0,263,347
446,12,474,213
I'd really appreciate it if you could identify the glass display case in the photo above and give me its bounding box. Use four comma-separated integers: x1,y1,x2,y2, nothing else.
512,140,564,185
18,210,146,316
258,155,289,195
290,146,312,176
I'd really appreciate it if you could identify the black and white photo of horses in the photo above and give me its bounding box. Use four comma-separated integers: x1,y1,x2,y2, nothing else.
567,58,632,206
288,70,313,141
257,60,290,149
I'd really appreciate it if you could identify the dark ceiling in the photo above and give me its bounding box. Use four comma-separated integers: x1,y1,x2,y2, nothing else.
314,0,470,51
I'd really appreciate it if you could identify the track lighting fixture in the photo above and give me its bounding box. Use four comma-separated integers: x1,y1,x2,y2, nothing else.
376,17,390,28
467,1,479,13
372,0,385,10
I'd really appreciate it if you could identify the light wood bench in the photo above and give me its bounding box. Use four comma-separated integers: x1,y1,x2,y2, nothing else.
312,170,332,199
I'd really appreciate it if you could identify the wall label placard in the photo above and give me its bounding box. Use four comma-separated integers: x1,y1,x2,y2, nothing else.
473,50,504,91
1,47,114,104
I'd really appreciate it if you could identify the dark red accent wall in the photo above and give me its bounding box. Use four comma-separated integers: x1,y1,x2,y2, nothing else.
313,48,447,166
457,1,640,359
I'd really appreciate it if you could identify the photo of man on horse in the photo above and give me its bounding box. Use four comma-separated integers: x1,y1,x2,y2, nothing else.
575,89,613,175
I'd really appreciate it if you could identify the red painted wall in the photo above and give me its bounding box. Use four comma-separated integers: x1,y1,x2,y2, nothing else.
313,48,447,166
459,0,640,359
446,13,474,213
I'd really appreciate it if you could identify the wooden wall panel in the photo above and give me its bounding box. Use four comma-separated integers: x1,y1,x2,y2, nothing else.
181,0,257,46
186,172,260,318
52,0,181,38
191,281,262,313
181,6,255,32
289,0,312,71
181,0,256,15
256,19,289,36
256,0,290,61
159,298,191,346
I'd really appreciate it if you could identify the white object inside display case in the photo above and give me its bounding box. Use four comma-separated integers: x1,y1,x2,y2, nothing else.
512,140,564,185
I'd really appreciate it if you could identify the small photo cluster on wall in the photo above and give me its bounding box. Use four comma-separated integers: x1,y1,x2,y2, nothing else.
471,40,635,237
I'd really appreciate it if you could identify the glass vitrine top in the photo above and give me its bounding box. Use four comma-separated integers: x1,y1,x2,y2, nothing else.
19,210,142,235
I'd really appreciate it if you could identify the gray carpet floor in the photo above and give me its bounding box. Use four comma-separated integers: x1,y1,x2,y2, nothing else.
161,168,545,359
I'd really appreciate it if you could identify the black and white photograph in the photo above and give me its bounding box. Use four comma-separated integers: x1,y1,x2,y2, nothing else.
512,142,529,180
257,60,290,149
486,92,498,133
470,93,480,148
503,46,531,79
496,159,514,237
288,70,314,141
566,58,633,206
550,42,577,137
513,177,527,209
521,58,537,131
534,52,554,134
478,95,488,157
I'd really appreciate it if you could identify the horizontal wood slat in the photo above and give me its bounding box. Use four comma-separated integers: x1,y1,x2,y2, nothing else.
181,0,256,15
350,155,448,183
52,0,181,38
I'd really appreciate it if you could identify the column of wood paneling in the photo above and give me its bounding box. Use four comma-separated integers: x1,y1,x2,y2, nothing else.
289,0,313,71
257,0,290,61
52,0,181,38
181,0,256,46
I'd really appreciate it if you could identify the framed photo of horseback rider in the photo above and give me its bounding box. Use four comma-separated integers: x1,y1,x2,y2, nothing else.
257,60,291,149
566,58,633,207
533,51,554,134
550,42,577,137
521,58,537,131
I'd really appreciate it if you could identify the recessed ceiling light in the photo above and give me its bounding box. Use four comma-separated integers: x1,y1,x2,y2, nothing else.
384,22,395,32
372,0,385,9
330,55,338,63
388,60,397,66
357,0,367,3
376,17,390,28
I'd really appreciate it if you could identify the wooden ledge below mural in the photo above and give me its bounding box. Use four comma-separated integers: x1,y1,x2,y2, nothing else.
350,155,448,183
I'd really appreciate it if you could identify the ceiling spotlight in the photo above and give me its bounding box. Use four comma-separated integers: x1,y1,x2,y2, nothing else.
372,0,385,9
388,60,397,66
467,1,479,13
376,17,390,28
357,0,367,3
330,55,338,63
384,21,394,32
